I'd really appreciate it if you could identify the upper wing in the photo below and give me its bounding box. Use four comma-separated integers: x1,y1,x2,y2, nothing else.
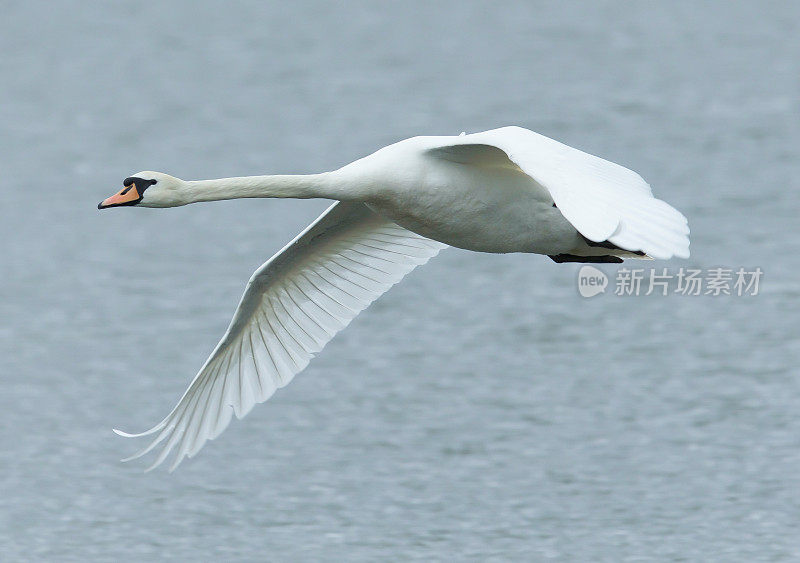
115,202,447,471
427,127,690,259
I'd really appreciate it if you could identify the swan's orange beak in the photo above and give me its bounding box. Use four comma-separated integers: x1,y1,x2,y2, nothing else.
98,184,141,209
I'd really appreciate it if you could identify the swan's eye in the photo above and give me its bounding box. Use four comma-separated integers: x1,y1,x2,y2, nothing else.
150,179,157,185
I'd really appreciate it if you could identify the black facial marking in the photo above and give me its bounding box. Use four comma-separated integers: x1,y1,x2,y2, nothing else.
123,176,156,189
123,177,157,202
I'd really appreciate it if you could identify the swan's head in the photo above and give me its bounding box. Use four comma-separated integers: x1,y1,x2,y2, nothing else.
98,171,187,209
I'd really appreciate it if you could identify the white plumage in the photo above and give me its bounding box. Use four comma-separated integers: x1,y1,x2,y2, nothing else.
100,126,690,470
114,203,445,471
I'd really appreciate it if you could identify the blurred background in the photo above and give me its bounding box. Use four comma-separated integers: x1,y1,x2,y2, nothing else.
1,1,798,560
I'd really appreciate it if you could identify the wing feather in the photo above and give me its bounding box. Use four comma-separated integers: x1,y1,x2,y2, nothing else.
114,202,447,470
429,126,690,259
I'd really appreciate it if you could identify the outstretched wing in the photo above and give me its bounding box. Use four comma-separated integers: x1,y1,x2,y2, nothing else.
115,202,447,471
427,126,690,260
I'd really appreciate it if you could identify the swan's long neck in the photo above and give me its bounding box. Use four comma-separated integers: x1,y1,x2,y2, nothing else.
183,172,345,204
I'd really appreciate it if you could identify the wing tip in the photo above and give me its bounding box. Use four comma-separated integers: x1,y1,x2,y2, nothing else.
113,414,170,438
113,427,145,438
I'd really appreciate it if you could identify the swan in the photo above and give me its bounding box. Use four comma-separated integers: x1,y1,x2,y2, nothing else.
99,126,690,471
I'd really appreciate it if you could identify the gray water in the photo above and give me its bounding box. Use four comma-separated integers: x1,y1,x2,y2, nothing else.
1,1,799,560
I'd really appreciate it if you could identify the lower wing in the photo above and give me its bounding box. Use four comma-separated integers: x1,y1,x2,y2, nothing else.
114,201,447,471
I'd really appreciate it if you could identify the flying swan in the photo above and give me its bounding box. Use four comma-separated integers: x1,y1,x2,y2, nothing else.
99,126,690,471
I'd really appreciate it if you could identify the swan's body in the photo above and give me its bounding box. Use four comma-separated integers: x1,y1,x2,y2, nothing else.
100,126,690,471
338,137,572,254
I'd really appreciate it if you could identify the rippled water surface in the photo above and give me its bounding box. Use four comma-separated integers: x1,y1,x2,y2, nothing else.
1,1,799,560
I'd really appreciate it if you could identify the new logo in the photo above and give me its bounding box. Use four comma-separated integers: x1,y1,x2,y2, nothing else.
577,265,608,298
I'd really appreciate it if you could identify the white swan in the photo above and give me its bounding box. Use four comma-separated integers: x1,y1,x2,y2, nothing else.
100,126,690,471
